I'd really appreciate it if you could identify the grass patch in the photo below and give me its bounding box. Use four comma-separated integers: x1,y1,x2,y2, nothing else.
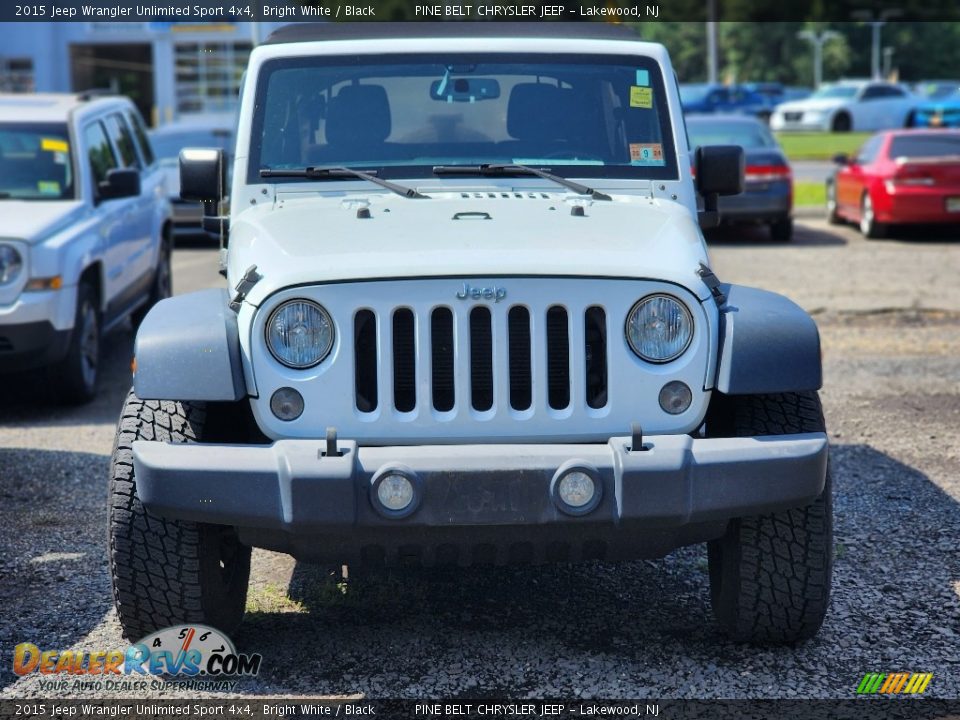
245,582,306,614
794,181,826,207
776,132,871,161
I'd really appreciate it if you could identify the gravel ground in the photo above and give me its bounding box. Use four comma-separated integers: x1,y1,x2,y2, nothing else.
1,222,959,700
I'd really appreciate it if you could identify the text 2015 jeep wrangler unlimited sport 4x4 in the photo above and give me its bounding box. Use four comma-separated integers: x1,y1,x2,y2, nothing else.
110,24,831,644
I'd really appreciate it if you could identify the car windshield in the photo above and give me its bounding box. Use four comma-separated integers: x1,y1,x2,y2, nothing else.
151,129,233,162
809,85,860,100
0,123,75,200
890,134,960,159
679,84,711,104
686,121,778,150
251,53,679,182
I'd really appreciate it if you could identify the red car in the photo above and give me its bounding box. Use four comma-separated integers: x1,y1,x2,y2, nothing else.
826,129,960,238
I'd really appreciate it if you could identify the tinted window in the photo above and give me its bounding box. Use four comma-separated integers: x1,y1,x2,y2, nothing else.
105,113,140,169
84,121,117,188
127,110,155,166
889,134,960,158
0,122,75,200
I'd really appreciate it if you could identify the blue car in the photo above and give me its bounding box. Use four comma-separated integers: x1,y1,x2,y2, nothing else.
910,87,960,128
680,83,771,119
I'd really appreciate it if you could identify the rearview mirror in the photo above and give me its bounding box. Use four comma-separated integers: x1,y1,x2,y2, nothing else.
97,168,140,202
695,145,745,229
430,78,501,102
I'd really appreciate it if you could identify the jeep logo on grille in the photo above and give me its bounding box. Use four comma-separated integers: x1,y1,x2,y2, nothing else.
456,282,507,303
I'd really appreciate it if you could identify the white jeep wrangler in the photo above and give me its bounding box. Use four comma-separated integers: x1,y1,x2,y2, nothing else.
0,93,172,403
110,24,831,644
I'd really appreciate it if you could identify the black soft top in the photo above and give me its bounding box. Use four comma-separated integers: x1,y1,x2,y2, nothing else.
263,22,642,45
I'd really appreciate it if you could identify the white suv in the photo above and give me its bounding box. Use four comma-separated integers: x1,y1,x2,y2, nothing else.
0,93,172,403
112,24,831,644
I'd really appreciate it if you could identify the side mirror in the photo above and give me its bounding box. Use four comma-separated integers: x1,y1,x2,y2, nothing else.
179,147,229,242
832,152,850,166
98,168,140,202
695,145,744,229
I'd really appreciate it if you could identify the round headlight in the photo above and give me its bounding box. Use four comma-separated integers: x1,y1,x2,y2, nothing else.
265,299,334,369
625,294,693,363
0,245,23,286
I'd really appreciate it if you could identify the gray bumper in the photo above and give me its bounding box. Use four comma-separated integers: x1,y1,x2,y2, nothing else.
133,433,828,535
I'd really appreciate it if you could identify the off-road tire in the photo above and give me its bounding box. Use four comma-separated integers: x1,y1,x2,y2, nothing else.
132,234,172,328
706,391,832,644
109,391,250,641
769,216,793,242
50,281,100,404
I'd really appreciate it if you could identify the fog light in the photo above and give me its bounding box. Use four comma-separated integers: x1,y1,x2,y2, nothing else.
270,387,304,421
552,464,602,516
377,474,414,511
659,381,692,415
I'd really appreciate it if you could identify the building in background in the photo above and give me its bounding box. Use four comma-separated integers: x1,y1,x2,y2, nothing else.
0,21,286,126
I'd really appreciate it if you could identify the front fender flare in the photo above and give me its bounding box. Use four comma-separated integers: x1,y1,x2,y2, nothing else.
714,284,822,395
133,288,245,401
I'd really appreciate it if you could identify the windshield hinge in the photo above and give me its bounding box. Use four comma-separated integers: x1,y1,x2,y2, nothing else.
229,265,261,313
697,262,727,306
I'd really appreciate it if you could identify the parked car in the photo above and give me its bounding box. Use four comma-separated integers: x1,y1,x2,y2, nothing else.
909,88,960,128
826,129,960,237
150,115,234,235
771,80,917,132
911,81,960,101
680,83,770,119
0,93,171,403
687,115,793,240
111,23,831,646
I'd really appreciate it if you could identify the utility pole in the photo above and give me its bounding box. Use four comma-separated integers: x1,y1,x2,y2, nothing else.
797,29,842,88
852,10,901,80
706,0,718,84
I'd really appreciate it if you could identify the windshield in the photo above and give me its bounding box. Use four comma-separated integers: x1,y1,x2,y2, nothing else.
250,53,679,182
151,129,233,162
0,123,75,200
686,120,778,150
810,85,860,100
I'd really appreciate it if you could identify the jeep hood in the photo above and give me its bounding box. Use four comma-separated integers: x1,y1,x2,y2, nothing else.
229,192,712,306
0,201,86,243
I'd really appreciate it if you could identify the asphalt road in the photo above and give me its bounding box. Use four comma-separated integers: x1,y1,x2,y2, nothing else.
2,221,959,700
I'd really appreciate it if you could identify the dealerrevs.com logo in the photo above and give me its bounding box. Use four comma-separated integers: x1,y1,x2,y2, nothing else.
13,625,261,692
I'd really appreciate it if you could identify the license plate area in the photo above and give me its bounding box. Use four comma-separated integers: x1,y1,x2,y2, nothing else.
946,197,960,212
433,471,546,524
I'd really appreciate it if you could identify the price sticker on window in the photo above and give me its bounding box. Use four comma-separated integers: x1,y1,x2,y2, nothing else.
630,86,653,109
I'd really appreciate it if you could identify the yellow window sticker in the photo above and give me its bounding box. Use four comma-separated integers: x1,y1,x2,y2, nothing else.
630,86,653,109
41,138,69,153
37,181,61,195
629,143,665,166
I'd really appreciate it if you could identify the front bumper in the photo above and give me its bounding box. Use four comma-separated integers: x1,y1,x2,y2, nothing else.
0,320,72,372
133,433,828,563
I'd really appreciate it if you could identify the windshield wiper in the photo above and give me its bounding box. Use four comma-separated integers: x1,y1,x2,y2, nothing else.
432,164,611,201
260,166,429,199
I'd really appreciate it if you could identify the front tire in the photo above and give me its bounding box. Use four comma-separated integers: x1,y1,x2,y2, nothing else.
832,112,852,132
109,391,250,641
825,181,841,225
50,281,100,404
706,392,832,644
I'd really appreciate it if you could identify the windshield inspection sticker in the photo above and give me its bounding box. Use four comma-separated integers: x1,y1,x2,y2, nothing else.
630,143,664,166
40,138,69,153
636,69,650,86
630,86,653,109
37,181,61,195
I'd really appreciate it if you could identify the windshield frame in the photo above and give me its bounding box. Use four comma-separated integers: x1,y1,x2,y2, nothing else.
0,121,79,201
247,52,680,185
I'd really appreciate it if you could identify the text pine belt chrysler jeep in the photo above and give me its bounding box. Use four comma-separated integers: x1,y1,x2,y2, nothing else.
0,93,172,403
110,24,831,644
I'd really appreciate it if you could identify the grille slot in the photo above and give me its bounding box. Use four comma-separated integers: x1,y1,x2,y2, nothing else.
546,306,570,410
354,310,378,412
584,306,608,409
392,309,416,412
431,307,455,412
507,306,532,411
469,306,494,411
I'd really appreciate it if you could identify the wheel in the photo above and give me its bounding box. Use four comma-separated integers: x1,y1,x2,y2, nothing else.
905,110,916,128
831,112,852,132
859,192,886,239
132,234,172,328
109,391,251,641
706,391,832,644
50,281,100,404
825,181,841,225
769,216,793,242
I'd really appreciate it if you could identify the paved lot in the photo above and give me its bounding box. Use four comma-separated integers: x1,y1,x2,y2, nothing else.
2,221,959,699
